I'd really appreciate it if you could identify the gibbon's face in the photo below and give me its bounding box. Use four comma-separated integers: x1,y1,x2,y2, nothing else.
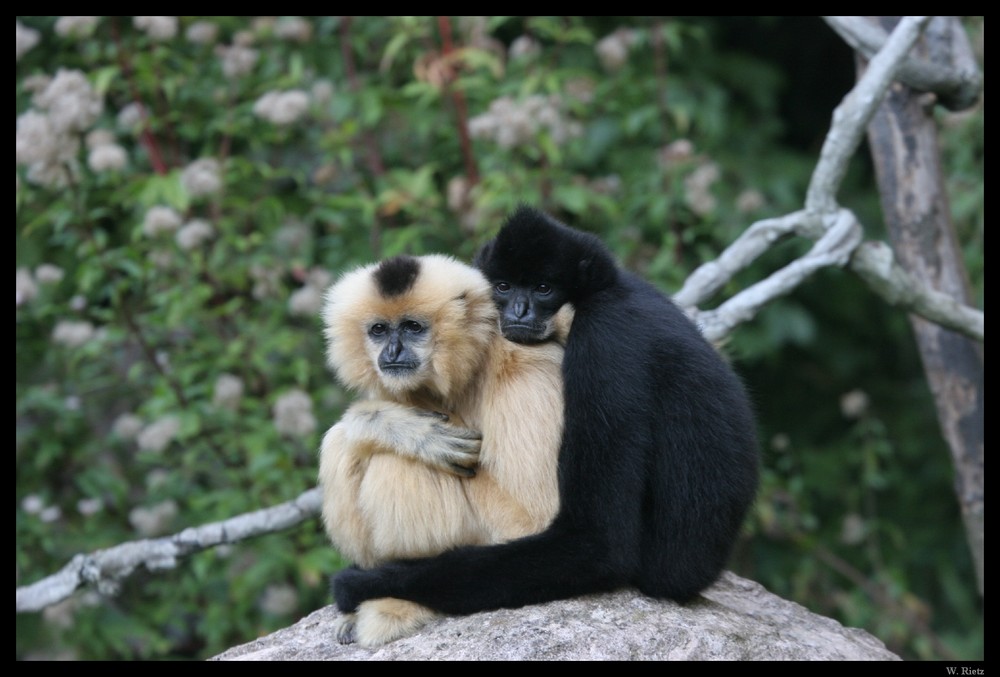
366,316,431,392
324,253,498,400
490,280,569,344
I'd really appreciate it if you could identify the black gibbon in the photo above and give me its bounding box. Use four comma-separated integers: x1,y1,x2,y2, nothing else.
332,207,759,619
319,253,568,646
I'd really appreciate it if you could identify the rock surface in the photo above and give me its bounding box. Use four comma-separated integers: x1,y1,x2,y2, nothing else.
212,572,900,661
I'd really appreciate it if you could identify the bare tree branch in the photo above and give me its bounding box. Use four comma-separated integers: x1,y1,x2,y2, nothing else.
823,16,982,111
691,209,862,343
851,242,984,341
807,16,930,215
16,489,321,613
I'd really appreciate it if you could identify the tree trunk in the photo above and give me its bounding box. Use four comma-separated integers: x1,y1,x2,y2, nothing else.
861,18,984,596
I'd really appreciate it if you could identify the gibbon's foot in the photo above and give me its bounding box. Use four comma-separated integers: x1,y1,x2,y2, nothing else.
354,598,440,648
333,613,357,645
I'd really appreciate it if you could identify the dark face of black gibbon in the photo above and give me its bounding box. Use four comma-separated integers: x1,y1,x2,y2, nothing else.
474,206,613,343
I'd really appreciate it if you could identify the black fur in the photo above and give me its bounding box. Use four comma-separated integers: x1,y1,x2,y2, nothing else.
374,255,421,298
333,207,759,615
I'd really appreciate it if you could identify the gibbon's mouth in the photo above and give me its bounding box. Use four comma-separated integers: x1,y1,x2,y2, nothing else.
379,362,419,376
501,323,549,344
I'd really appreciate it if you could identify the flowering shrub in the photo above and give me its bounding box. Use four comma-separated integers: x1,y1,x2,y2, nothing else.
16,16,982,660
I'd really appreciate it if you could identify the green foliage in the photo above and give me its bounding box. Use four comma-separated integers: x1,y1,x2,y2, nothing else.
16,16,982,660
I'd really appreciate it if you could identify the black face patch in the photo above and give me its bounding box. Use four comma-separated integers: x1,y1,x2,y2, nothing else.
374,256,420,298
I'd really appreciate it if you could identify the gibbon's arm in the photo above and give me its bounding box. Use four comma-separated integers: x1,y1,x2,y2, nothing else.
338,400,482,477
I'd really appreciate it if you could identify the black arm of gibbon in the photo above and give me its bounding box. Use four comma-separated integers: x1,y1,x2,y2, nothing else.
333,207,759,617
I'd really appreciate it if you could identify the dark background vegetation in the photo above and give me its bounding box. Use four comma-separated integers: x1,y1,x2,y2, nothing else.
16,16,983,660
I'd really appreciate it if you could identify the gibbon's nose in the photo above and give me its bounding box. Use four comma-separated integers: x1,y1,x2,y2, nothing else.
384,336,403,361
512,298,529,319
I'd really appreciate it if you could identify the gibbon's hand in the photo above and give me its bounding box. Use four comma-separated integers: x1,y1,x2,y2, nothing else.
337,401,482,477
417,410,482,477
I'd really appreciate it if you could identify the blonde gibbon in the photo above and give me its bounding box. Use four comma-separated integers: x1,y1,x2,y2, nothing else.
318,253,569,647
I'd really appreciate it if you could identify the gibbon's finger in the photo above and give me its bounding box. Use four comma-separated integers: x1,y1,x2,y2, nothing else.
417,410,450,421
431,422,483,441
451,427,483,441
448,463,477,478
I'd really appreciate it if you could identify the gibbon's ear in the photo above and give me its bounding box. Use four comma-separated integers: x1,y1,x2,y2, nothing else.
472,240,494,272
575,250,617,296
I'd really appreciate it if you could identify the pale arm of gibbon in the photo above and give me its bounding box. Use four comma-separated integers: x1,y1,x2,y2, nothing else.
337,400,482,477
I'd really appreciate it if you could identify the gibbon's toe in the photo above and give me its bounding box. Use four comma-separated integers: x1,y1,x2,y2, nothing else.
333,613,357,645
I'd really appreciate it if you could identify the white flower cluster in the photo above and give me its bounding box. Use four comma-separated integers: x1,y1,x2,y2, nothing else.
22,494,64,523
86,127,127,173
33,68,104,133
212,373,244,411
684,162,720,217
216,44,259,80
116,101,146,134
288,267,331,318
35,263,65,284
508,35,541,61
468,95,583,149
15,264,62,306
458,16,505,60
77,497,103,516
16,267,38,307
133,16,178,42
181,158,222,197
16,110,78,188
311,79,335,105
142,205,183,237
736,189,765,214
185,21,218,46
16,69,104,188
16,20,40,61
112,412,145,440
272,389,317,438
54,16,100,39
175,219,215,251
656,138,695,169
259,584,299,615
840,389,870,420
564,77,596,104
253,90,310,126
273,219,312,254
595,28,641,73
136,415,181,453
129,499,178,537
274,16,312,43
52,320,96,348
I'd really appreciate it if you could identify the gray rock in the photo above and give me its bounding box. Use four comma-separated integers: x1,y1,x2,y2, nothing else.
212,572,900,661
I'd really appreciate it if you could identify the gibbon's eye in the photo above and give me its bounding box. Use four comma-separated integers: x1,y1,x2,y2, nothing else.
369,323,387,337
495,282,511,293
536,283,552,295
401,320,424,334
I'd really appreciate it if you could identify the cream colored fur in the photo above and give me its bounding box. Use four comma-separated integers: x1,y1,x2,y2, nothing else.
318,255,566,647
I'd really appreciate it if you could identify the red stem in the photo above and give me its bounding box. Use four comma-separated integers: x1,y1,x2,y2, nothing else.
437,16,479,185
109,17,168,175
